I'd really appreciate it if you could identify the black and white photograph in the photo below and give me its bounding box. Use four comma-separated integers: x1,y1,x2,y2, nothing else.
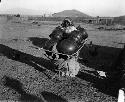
0,0,125,102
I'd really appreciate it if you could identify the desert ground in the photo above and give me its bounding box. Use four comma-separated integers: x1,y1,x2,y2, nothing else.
0,16,125,102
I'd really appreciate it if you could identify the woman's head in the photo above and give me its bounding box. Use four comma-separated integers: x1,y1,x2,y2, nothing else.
61,17,74,27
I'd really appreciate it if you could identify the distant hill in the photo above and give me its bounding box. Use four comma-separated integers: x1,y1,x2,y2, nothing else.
52,9,91,18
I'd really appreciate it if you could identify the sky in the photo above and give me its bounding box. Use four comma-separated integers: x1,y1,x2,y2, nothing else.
0,0,125,17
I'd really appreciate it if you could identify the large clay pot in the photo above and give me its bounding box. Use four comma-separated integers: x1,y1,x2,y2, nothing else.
70,29,88,44
49,26,64,42
56,39,78,55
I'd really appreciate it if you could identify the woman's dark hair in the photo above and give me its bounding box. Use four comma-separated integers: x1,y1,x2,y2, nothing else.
61,17,74,27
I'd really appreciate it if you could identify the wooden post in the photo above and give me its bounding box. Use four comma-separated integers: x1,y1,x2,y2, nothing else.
118,89,125,102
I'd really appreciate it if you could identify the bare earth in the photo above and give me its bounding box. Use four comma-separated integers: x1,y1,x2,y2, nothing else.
0,17,125,102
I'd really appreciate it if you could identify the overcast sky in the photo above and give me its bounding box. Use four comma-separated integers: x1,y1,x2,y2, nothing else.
0,0,125,17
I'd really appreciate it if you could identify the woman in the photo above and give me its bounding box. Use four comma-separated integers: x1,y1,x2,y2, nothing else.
61,17,77,34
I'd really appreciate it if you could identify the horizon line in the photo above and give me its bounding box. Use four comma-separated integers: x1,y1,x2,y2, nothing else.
0,8,124,17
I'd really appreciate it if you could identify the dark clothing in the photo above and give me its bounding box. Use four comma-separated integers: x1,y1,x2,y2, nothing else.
44,39,56,50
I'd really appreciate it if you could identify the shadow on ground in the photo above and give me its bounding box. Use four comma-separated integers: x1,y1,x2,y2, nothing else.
0,43,57,78
28,37,49,48
41,91,68,102
79,44,122,72
78,43,124,97
2,75,44,102
0,36,124,97
77,71,121,97
2,76,68,102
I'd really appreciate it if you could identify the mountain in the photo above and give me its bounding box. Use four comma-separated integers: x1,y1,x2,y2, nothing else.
52,9,91,17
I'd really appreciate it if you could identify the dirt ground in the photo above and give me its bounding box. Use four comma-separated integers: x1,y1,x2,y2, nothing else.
0,17,125,101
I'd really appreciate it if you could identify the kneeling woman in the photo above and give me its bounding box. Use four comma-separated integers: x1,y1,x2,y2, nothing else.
45,17,88,77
